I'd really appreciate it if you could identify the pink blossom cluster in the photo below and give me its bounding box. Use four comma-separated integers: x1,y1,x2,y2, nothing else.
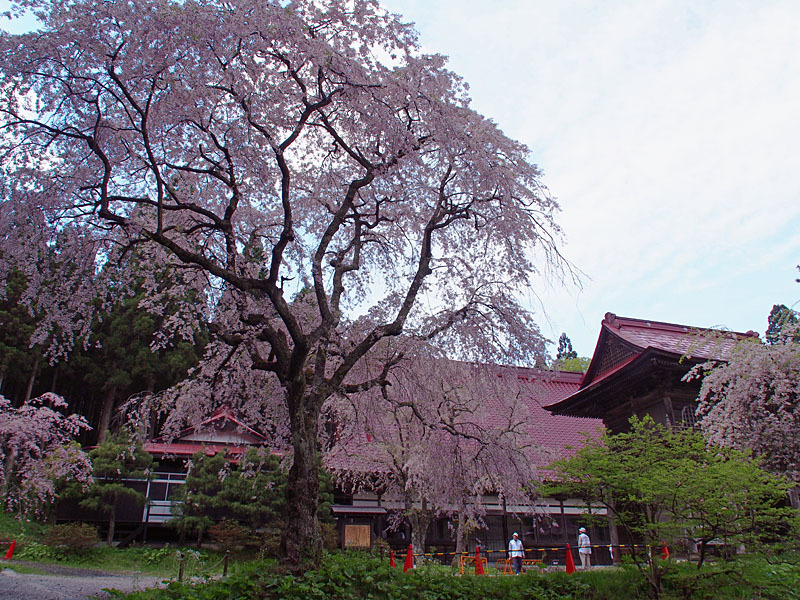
0,393,92,517
694,324,800,482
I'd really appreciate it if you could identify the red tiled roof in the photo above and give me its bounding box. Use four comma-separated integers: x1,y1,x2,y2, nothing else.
601,312,756,363
546,312,759,417
494,365,600,458
151,405,267,445
145,441,251,457
325,364,602,475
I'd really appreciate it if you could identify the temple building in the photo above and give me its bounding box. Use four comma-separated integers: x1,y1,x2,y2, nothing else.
66,312,757,557
546,312,757,433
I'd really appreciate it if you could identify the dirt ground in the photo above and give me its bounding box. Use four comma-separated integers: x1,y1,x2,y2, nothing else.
0,561,166,600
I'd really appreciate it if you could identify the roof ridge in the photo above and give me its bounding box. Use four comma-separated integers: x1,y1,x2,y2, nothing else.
604,312,757,338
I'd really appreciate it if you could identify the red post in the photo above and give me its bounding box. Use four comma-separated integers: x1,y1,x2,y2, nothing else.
3,541,15,560
474,546,485,575
403,544,414,572
565,543,576,574
390,550,396,568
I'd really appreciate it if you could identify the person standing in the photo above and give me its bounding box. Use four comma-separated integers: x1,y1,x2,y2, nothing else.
578,527,592,569
508,532,524,575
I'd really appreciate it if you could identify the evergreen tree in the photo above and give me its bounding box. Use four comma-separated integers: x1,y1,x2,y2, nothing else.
69,285,207,444
0,269,41,401
0,261,207,441
79,431,154,545
221,449,287,531
556,332,578,360
171,449,289,547
171,452,227,547
766,304,799,345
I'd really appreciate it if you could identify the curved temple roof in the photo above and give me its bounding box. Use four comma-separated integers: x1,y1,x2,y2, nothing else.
546,312,758,417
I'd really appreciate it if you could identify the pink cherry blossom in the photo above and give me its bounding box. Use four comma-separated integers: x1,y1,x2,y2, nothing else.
0,0,565,567
0,393,92,517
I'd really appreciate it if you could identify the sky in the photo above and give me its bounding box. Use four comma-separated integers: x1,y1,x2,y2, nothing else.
381,0,800,356
2,1,799,358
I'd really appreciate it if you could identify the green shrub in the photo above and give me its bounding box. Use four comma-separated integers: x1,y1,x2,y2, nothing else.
208,519,250,551
43,522,99,551
16,541,64,562
116,552,593,600
111,551,800,600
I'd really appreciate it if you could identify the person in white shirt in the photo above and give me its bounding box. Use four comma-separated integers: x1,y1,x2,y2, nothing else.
508,532,524,575
578,527,592,569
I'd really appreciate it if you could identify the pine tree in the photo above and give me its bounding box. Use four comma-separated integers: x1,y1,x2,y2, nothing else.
171,449,288,547
80,431,154,545
556,333,578,360
766,304,799,345
0,269,40,401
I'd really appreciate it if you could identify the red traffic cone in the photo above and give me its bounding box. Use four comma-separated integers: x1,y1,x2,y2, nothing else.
661,542,670,560
565,543,576,574
403,544,414,572
3,540,15,560
389,550,396,568
474,545,485,575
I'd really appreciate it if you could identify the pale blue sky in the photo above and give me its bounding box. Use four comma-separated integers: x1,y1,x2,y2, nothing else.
3,1,799,357
384,0,800,356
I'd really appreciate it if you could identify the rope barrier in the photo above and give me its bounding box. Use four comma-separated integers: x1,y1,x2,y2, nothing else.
177,548,231,582
402,543,666,560
393,542,670,576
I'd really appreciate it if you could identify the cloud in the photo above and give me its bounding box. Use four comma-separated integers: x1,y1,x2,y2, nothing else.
386,0,800,355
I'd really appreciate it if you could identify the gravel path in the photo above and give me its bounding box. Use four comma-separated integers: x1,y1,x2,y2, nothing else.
0,562,167,600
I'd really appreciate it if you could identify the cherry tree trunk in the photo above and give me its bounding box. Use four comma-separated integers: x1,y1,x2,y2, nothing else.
454,513,470,555
408,506,432,563
452,513,470,567
280,387,322,572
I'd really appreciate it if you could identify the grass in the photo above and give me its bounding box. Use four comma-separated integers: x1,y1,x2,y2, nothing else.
0,562,51,576
7,541,232,578
0,513,229,578
3,514,799,598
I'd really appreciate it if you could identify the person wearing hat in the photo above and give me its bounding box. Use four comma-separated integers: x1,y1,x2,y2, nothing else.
508,532,524,575
577,527,592,569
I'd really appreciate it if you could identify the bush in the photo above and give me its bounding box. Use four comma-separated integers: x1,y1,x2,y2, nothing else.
115,552,592,599
43,522,99,551
258,524,282,558
319,522,339,552
208,519,250,551
110,551,800,600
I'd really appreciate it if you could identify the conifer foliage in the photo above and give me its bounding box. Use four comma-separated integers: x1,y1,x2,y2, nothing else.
80,431,154,545
556,332,577,360
171,448,287,548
